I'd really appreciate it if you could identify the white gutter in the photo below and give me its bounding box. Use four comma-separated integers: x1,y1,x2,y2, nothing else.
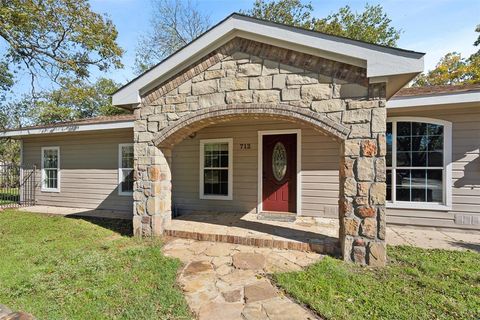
113,14,424,106
387,91,480,108
0,121,133,138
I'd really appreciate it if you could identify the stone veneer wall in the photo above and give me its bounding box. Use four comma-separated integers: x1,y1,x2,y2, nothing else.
133,38,387,266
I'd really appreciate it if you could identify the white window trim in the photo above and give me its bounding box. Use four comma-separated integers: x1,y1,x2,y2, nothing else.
386,117,452,211
199,138,233,200
257,129,302,215
118,143,134,196
41,146,60,193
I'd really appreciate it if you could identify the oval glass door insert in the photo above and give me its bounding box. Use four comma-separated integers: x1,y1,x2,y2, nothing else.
272,142,287,181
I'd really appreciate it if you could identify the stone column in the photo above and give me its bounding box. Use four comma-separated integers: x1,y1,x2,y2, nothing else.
338,84,387,266
133,113,172,236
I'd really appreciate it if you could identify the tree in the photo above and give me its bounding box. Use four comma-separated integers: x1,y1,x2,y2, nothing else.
242,0,314,28
0,0,123,94
0,77,127,129
313,4,400,47
242,1,401,47
0,61,13,101
135,0,211,73
474,24,480,51
413,26,480,86
27,77,128,125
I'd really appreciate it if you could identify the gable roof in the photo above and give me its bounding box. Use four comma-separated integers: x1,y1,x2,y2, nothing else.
112,13,425,107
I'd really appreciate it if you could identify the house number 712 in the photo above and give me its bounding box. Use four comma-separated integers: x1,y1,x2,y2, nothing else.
240,143,251,150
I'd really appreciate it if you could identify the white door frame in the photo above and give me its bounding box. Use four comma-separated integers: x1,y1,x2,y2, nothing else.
257,129,302,215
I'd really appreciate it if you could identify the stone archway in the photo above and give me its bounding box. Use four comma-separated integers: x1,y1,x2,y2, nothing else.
133,103,387,266
154,104,350,148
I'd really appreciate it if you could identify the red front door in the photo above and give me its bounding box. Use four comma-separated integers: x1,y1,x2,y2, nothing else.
262,134,297,212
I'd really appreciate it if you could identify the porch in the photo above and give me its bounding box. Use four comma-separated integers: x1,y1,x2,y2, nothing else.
165,212,340,254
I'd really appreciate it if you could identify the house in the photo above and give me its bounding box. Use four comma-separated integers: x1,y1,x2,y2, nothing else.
1,14,479,266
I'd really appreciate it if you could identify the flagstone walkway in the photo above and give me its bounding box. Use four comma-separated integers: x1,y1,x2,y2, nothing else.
163,238,322,320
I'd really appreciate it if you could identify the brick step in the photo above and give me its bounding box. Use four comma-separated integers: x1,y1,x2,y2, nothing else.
164,229,340,255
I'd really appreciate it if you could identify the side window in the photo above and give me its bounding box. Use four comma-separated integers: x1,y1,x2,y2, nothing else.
200,139,233,200
41,147,60,192
119,144,134,195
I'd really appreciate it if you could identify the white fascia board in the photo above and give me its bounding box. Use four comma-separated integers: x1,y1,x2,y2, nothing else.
112,14,424,106
387,91,480,109
0,121,133,138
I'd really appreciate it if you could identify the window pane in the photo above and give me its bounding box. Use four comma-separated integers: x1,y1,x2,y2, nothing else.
395,169,443,203
427,169,443,202
396,136,410,151
43,149,58,169
428,123,443,136
121,169,134,193
386,122,392,166
204,143,229,168
428,152,443,167
412,136,428,151
386,169,392,201
397,122,411,136
412,152,427,167
397,152,411,167
122,145,134,168
412,122,427,136
45,169,58,189
396,169,411,201
428,136,443,152
220,153,229,167
204,169,228,196
411,170,426,202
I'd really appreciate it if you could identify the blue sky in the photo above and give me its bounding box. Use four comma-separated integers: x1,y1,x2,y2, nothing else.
9,0,480,96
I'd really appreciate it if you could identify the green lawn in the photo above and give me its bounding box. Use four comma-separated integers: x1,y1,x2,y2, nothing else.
274,246,480,320
0,210,191,320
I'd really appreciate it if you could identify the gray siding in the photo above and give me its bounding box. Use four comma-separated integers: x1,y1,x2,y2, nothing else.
22,129,133,214
387,104,480,230
172,119,340,217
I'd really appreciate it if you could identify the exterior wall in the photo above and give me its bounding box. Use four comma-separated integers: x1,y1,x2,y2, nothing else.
22,129,133,214
134,37,388,265
387,104,480,230
171,119,339,216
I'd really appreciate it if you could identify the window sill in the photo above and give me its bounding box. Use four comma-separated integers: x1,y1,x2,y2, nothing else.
386,202,451,211
200,194,233,201
41,188,60,193
118,192,133,197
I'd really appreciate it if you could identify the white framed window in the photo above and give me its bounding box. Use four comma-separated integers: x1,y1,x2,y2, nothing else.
386,117,452,210
41,146,60,192
118,143,134,196
200,138,233,200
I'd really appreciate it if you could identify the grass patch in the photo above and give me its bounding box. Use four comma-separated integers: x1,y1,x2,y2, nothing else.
274,246,480,320
0,210,191,319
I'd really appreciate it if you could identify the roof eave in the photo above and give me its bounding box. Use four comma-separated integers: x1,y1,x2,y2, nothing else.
387,90,480,108
0,120,134,138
